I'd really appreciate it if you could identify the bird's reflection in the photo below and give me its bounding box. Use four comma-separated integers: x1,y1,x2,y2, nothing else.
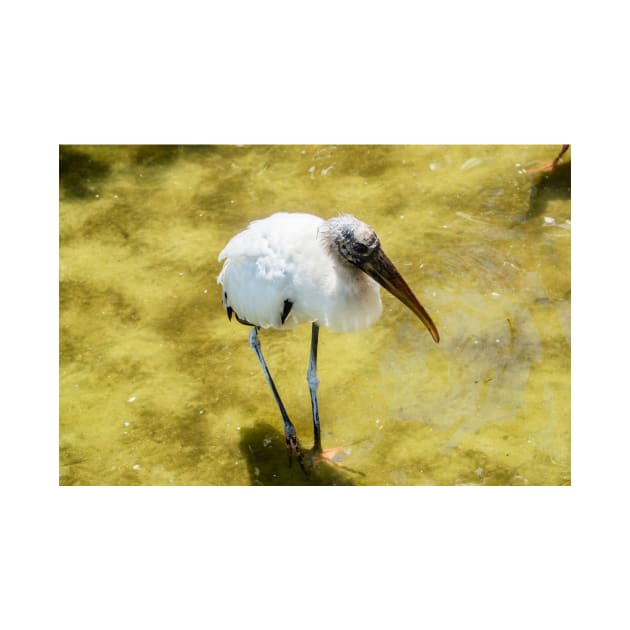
521,145,571,218
527,160,571,218
238,423,357,485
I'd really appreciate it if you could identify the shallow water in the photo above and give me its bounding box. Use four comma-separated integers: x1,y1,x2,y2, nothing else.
59,145,570,485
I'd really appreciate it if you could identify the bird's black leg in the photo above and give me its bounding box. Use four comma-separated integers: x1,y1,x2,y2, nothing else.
248,327,305,472
307,322,322,454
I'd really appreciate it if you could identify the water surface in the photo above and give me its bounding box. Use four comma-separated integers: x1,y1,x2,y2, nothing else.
59,145,570,485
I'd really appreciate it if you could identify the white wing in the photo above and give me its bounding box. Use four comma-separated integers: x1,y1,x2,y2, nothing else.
217,213,324,329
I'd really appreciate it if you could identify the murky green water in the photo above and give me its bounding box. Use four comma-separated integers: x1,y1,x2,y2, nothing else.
59,145,570,485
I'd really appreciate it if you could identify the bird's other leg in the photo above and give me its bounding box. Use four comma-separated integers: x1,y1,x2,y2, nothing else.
248,327,305,471
305,322,363,475
307,322,322,454
550,144,570,171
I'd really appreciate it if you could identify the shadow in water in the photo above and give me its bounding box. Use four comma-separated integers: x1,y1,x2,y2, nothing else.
527,161,571,218
133,145,183,167
59,146,111,199
239,423,357,486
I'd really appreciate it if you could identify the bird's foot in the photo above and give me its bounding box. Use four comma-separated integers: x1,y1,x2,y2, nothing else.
285,427,307,474
520,145,570,176
521,161,557,176
309,446,365,476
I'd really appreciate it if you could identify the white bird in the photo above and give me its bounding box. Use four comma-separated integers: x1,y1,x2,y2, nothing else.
217,212,439,471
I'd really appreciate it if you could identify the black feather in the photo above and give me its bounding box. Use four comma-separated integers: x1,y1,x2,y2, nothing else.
280,299,293,325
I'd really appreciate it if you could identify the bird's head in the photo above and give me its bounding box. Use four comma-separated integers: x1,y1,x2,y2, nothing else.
324,215,382,266
320,214,440,343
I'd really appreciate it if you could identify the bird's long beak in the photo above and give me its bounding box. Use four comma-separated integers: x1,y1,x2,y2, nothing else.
360,249,440,343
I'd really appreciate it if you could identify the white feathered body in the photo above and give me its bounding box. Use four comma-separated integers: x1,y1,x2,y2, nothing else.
217,213,383,332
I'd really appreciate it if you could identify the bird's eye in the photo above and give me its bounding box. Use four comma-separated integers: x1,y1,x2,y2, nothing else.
352,242,369,254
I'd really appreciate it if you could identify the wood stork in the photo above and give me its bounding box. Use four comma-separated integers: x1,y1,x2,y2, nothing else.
217,212,439,471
